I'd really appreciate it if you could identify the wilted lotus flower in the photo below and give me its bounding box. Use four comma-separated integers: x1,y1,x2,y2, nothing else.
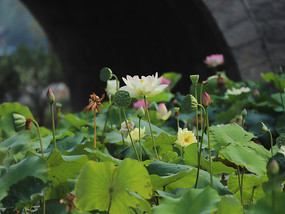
119,121,135,135
120,72,168,98
175,127,197,148
126,127,146,144
156,103,172,121
202,92,211,107
105,80,118,95
133,99,149,109
204,54,224,68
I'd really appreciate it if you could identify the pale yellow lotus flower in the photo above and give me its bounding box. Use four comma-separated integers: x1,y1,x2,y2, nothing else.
120,72,168,98
175,127,197,148
126,127,146,144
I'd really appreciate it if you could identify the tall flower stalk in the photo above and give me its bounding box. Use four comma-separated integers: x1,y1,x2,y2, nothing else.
46,88,57,149
137,107,145,161
144,96,159,159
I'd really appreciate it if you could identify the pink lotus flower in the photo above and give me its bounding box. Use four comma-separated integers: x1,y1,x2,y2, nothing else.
161,77,171,89
204,54,224,68
133,98,149,109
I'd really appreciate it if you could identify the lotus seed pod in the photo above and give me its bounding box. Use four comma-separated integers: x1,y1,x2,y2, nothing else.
100,67,113,82
46,88,55,104
182,94,198,112
190,75,199,84
137,106,145,118
114,90,131,108
12,113,26,131
202,92,211,107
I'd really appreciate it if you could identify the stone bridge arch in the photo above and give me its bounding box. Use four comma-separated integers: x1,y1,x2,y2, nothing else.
20,0,285,111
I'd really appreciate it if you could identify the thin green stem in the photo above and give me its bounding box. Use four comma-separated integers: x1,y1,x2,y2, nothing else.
122,109,140,161
101,106,111,143
195,106,206,188
194,85,199,142
242,117,245,128
94,109,97,149
268,130,274,157
205,107,213,187
32,120,44,158
176,114,180,131
144,96,159,159
118,107,125,147
139,117,142,161
50,103,57,149
24,207,28,214
237,166,245,214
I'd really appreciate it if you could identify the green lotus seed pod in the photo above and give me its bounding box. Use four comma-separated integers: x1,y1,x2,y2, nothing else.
137,106,145,118
114,90,131,108
190,75,199,84
12,113,26,131
100,67,113,82
182,94,198,112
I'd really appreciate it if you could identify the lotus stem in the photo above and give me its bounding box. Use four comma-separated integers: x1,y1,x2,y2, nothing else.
144,96,159,159
50,103,57,149
268,129,274,157
122,109,140,161
139,117,142,161
205,107,213,187
237,166,245,214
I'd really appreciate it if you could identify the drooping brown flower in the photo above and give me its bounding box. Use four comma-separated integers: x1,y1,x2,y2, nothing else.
60,193,76,212
83,93,105,114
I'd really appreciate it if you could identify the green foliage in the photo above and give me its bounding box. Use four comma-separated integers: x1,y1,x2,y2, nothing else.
75,159,152,213
210,123,270,176
152,187,220,214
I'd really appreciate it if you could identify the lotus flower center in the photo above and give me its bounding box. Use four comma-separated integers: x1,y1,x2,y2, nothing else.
140,79,144,83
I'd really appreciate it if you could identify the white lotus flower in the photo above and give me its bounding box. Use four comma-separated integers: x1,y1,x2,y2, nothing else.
120,73,168,98
225,87,251,97
126,127,146,144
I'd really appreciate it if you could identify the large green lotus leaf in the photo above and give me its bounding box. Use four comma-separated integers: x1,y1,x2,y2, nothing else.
55,134,84,152
0,156,48,200
75,159,152,213
147,91,173,103
210,123,270,176
63,114,87,128
216,195,243,214
45,149,88,200
142,132,177,161
0,114,16,139
0,102,34,119
0,133,34,163
210,123,255,152
227,173,268,205
84,148,120,164
152,187,220,214
147,160,231,195
247,191,285,214
184,143,235,175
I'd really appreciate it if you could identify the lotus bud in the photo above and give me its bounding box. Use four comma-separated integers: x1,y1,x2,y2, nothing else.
255,122,268,134
100,67,113,82
252,88,260,98
46,88,55,104
182,94,198,112
241,108,247,117
268,159,279,176
202,92,211,107
190,75,199,85
174,107,180,117
156,103,171,121
137,106,145,118
217,75,227,90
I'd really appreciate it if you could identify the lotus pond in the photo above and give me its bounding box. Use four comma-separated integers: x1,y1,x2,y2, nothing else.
0,67,285,214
